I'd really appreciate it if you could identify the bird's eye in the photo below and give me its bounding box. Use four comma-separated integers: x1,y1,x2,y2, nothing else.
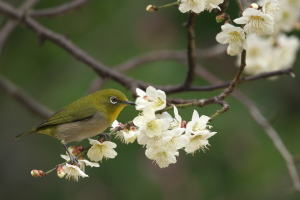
110,96,118,104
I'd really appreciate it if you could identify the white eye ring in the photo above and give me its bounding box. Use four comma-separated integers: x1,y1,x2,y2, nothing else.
110,96,118,104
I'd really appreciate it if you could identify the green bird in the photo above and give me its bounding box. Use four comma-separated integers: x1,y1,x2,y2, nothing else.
15,89,136,164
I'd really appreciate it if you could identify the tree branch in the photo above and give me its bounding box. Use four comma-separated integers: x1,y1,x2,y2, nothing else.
0,75,53,118
195,64,300,192
217,49,246,101
0,0,39,55
30,0,91,18
183,12,197,88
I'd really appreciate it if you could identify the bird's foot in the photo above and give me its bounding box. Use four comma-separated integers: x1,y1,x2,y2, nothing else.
69,154,80,167
97,133,111,142
62,143,80,167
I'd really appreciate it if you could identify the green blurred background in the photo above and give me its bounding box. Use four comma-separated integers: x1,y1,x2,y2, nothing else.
1,0,300,199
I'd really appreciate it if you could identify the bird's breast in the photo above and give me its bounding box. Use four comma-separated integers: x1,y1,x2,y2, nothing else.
56,112,111,144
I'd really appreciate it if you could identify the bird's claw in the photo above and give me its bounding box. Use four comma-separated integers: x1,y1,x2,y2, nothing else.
70,154,80,167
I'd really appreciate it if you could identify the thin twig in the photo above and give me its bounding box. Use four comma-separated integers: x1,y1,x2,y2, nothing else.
183,12,197,88
30,0,91,18
0,75,53,118
235,0,244,16
217,49,246,101
195,64,300,192
0,0,39,55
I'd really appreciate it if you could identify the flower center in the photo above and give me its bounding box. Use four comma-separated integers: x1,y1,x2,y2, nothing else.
147,120,157,130
192,122,204,132
154,97,164,108
188,0,201,6
249,15,265,28
228,31,242,42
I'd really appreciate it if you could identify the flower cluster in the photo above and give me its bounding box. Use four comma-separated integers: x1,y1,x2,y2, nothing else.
216,0,281,56
273,0,300,33
215,0,299,76
179,0,224,14
240,33,299,76
56,139,118,182
113,86,217,168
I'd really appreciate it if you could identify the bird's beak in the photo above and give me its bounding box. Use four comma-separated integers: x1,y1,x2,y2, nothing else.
122,100,136,106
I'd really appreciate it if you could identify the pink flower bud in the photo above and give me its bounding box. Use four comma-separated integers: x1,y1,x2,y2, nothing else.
57,165,66,178
181,120,187,128
216,13,227,23
68,146,84,156
31,169,45,177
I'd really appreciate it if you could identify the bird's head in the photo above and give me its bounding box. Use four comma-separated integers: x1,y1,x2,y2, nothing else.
94,89,136,123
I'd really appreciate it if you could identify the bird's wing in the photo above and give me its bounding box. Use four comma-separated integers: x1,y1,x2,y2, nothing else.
36,106,97,129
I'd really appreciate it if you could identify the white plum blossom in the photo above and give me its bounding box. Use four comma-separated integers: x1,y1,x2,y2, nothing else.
63,163,88,182
239,34,299,76
111,120,139,144
145,146,179,168
135,86,166,111
179,0,206,14
133,87,218,168
273,34,300,70
205,0,224,12
259,0,280,19
133,106,169,140
170,106,184,129
159,128,189,150
60,154,99,172
87,139,117,162
274,0,300,32
234,8,275,36
241,34,272,75
184,110,216,154
134,105,191,168
216,23,247,56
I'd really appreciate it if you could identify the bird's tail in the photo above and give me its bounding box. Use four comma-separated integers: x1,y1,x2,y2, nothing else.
14,129,36,140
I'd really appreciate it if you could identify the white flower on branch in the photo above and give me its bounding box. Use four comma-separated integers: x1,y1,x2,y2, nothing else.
241,34,271,75
234,8,275,36
274,0,300,32
111,120,139,144
87,139,117,162
273,34,300,71
63,163,88,182
60,154,100,172
216,23,247,56
179,0,206,14
184,110,216,154
145,146,179,168
170,105,185,129
240,33,299,76
259,0,281,19
205,0,224,12
135,86,166,111
133,106,169,140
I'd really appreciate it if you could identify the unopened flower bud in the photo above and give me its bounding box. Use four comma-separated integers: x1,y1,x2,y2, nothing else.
216,13,226,23
31,169,45,177
68,146,84,157
250,3,259,9
57,165,66,178
181,120,187,128
146,5,158,12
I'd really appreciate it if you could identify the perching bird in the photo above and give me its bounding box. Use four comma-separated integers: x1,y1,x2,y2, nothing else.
14,89,136,164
